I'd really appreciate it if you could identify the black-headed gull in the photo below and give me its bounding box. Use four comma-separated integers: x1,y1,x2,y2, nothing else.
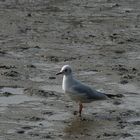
56,65,115,116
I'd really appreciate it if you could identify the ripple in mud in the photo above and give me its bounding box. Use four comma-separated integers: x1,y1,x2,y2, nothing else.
24,88,59,98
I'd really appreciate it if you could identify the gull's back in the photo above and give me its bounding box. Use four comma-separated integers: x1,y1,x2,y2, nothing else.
67,79,107,103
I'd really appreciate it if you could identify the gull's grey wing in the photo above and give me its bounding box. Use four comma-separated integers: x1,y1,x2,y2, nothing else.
69,83,107,102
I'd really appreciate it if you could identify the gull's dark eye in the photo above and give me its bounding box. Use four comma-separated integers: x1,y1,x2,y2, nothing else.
65,69,68,72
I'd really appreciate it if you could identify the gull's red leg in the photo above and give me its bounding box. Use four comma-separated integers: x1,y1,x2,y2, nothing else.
79,103,83,117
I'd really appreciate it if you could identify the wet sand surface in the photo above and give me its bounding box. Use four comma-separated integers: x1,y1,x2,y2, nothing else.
0,0,140,139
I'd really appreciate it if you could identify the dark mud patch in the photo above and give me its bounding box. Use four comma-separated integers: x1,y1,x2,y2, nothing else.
16,130,25,134
113,100,122,105
0,91,13,97
132,121,140,125
112,65,138,76
41,110,54,116
101,132,133,138
103,132,118,137
26,64,36,68
2,70,20,77
121,133,133,138
25,116,45,121
119,110,139,118
114,49,125,54
0,50,6,55
112,65,139,83
106,93,124,98
0,65,16,69
49,76,56,80
21,126,34,130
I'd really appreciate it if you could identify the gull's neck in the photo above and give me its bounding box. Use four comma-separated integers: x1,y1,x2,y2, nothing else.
62,73,75,92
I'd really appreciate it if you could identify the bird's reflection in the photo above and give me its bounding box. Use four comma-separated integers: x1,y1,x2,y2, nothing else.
64,116,102,136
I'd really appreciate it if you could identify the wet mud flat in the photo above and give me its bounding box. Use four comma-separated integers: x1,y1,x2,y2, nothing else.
0,0,140,140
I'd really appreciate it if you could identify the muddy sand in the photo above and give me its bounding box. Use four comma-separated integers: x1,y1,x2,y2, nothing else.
0,0,140,140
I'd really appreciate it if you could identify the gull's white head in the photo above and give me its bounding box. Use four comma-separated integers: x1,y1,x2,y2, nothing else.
56,65,72,76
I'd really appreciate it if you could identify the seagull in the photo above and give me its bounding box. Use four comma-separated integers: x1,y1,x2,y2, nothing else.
56,65,118,117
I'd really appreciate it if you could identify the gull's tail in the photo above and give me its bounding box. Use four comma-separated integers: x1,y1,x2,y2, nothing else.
105,93,124,99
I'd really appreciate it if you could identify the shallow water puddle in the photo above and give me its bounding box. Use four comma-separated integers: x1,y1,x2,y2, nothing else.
118,84,140,94
0,95,38,106
78,71,98,76
33,62,60,71
8,51,24,58
29,77,45,82
0,87,39,106
127,52,140,60
0,87,24,95
47,111,70,121
64,117,113,137
117,83,140,110
40,85,63,93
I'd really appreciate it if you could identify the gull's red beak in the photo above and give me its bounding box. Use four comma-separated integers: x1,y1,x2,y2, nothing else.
56,72,62,75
